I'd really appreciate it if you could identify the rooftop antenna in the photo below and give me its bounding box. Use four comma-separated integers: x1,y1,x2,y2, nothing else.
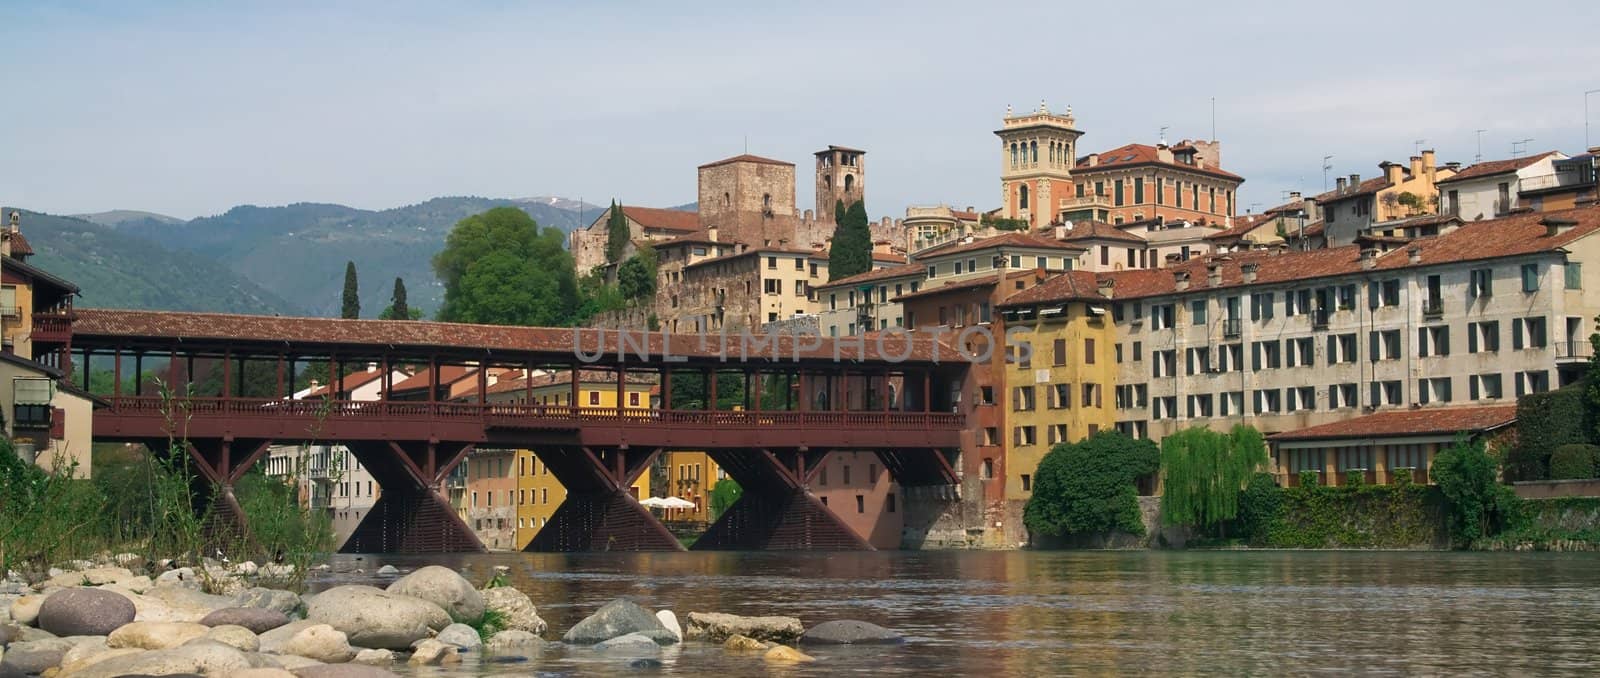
1322,155,1334,191
1586,89,1600,149
1511,138,1533,158
1248,202,1262,214
743,135,748,154
1413,139,1427,156
1210,97,1216,140
1159,125,1169,145
1474,129,1486,163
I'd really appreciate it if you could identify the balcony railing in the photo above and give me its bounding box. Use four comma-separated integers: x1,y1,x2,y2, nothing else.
30,312,73,343
1222,318,1242,338
1422,298,1444,318
1311,309,1330,330
1557,340,1594,361
1062,194,1113,209
1518,174,1566,193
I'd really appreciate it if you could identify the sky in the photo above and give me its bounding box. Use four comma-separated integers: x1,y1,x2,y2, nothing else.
3,0,1599,222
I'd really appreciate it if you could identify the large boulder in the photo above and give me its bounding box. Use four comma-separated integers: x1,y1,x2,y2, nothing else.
406,638,460,666
484,629,544,657
655,610,682,642
7,595,44,626
140,585,236,621
259,620,319,654
305,586,450,650
685,612,803,644
563,598,676,645
203,606,291,634
279,624,356,663
592,632,662,657
481,587,547,635
38,566,132,590
233,587,303,616
764,644,816,663
383,566,484,623
201,623,262,652
2,638,75,674
107,620,211,649
67,640,251,678
293,663,404,677
37,588,136,636
434,623,482,651
799,619,904,645
58,639,143,674
351,648,395,665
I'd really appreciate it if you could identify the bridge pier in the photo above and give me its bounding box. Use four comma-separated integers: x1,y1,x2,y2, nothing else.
524,446,681,551
153,437,277,555
694,448,873,551
341,442,485,553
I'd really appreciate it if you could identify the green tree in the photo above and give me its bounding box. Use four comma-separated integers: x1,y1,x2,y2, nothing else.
434,207,579,326
617,245,658,301
340,261,360,319
1432,434,1509,543
389,278,408,319
1549,443,1600,480
1023,430,1159,539
605,200,630,264
1159,424,1268,531
828,200,873,281
709,478,742,521
667,371,746,410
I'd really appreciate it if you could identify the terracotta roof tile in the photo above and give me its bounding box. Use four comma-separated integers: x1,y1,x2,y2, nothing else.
9,231,33,256
891,273,1001,302
997,270,1105,307
1054,220,1147,243
922,232,1086,259
1314,176,1392,203
1270,404,1517,442
1203,214,1275,241
622,206,700,233
303,368,393,398
816,262,924,291
1436,151,1561,185
698,154,794,169
1075,143,1244,181
389,365,475,394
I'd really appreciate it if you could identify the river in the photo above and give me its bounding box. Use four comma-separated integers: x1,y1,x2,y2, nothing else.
314,550,1600,675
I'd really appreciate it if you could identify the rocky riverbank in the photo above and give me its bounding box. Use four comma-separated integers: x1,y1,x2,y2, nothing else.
0,555,904,677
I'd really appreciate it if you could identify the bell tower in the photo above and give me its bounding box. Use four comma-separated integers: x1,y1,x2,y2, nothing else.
995,101,1082,229
815,145,866,222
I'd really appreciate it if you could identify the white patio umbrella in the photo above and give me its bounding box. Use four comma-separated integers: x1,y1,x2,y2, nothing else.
660,497,698,510
638,496,671,508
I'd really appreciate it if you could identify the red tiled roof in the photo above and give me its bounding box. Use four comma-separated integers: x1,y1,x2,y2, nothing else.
997,270,1104,307
483,369,656,396
389,365,476,394
681,245,824,271
1314,176,1392,203
1435,151,1561,185
303,368,393,398
71,309,966,365
622,206,700,233
1371,206,1600,271
9,231,33,256
816,262,924,291
1055,220,1147,243
1075,143,1244,182
1270,405,1518,442
922,232,1086,259
872,252,908,264
950,209,981,221
891,273,1001,302
655,232,722,247
1203,214,1274,241
698,154,794,169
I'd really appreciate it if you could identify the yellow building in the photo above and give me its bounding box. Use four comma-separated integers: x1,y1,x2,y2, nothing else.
659,450,725,525
481,370,656,549
993,270,1118,500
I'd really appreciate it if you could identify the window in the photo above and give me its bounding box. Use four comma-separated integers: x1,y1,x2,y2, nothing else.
1370,380,1403,406
1186,347,1212,375
1337,284,1357,310
927,265,937,278
629,392,640,407
887,493,898,512
1013,426,1037,446
1012,386,1036,411
1286,289,1311,316
1221,391,1244,416
982,427,999,446
1250,292,1275,322
1515,370,1550,396
1287,386,1315,412
1047,424,1067,446
1152,349,1178,378
1329,383,1357,409
1521,263,1540,293
1469,268,1493,298
1388,444,1426,472
1368,330,1401,361
979,386,996,405
1052,338,1067,366
588,391,600,406
1116,344,1124,363
1327,333,1357,364
1084,338,1096,364
1251,340,1282,370
1152,304,1176,330
1512,317,1548,349
1191,300,1207,325
1132,341,1143,362
1418,326,1450,357
1418,377,1453,404
843,465,852,484
968,258,978,273
1470,373,1503,400
1051,383,1071,409
1567,263,1583,290
1187,393,1214,418
856,495,865,513
1114,179,1125,206
1219,343,1244,372
795,281,808,297
763,279,781,295
1153,396,1179,420
1081,383,1102,408
1338,448,1373,473
1469,321,1501,353
767,256,778,269
794,257,805,271
1368,279,1400,308
1286,338,1314,367
1253,388,1281,414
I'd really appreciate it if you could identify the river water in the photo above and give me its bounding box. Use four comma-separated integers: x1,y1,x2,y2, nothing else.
316,550,1600,676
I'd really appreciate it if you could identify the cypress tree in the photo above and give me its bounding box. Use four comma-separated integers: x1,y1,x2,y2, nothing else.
390,277,409,319
828,200,873,281
605,200,630,264
341,261,360,319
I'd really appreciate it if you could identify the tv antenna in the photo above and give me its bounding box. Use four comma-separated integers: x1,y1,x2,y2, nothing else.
1159,125,1169,145
1321,155,1334,191
1413,139,1427,156
1511,138,1533,158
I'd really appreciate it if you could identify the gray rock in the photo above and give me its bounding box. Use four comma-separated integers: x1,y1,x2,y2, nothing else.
434,623,482,650
292,664,403,678
203,606,292,633
563,598,675,645
156,567,200,588
259,620,320,653
685,611,803,643
233,587,303,616
305,585,450,650
3,638,75,674
67,640,251,678
383,566,484,623
481,587,547,635
374,565,398,577
592,632,662,656
37,588,136,636
279,623,355,663
799,619,904,645
200,623,261,652
655,610,682,642
484,629,544,657
351,648,395,665
8,594,44,626
406,638,459,666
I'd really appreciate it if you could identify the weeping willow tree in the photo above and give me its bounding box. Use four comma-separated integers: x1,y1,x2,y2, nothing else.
1160,424,1268,531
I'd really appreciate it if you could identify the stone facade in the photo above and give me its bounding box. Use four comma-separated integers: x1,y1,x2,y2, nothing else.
815,146,866,219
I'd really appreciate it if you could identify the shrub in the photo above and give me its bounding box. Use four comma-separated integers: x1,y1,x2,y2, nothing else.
1510,384,1588,480
1549,444,1600,480
1432,435,1515,543
1159,425,1268,531
1024,431,1159,539
1233,473,1283,543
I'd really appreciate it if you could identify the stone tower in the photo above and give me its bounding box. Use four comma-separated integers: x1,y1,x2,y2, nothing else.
995,101,1082,229
815,145,866,222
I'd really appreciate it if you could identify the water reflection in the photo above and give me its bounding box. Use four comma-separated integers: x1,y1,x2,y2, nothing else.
316,551,1600,676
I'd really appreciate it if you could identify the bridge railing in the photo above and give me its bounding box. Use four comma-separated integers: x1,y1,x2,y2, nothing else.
103,397,965,430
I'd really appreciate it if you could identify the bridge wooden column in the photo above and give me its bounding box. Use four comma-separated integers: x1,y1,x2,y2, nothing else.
341,441,484,553
136,436,276,554
524,446,682,552
693,448,873,551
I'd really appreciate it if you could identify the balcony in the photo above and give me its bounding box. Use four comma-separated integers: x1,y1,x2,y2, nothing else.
1311,309,1330,330
1062,194,1113,210
0,306,18,319
30,312,73,344
1222,318,1242,338
1422,297,1444,319
1557,340,1593,363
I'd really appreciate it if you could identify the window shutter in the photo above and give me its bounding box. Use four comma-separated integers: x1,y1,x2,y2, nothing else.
1252,344,1262,371
1468,325,1479,353
1440,329,1450,355
1470,377,1480,401
1442,378,1453,402
1053,338,1066,366
51,408,66,440
1251,296,1260,321
1534,319,1547,347
1419,383,1429,405
1186,349,1195,375
1512,319,1524,350
1368,282,1380,309
1368,332,1379,361
1418,329,1429,357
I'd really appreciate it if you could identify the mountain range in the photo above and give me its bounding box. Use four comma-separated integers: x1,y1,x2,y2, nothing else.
11,196,606,317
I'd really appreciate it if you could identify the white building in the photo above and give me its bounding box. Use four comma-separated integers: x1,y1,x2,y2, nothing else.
1437,151,1568,221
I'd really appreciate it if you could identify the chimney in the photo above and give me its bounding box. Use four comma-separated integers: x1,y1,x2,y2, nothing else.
1407,245,1422,264
1445,161,1462,172
1053,225,1067,240
1242,262,1259,283
1422,149,1436,171
1086,153,1100,167
1173,270,1191,292
1289,191,1302,201
965,205,975,214
366,362,378,373
1,211,16,258
1542,217,1578,237
1336,177,1348,192
1348,173,1361,190
1409,155,1423,178
1097,278,1115,299
1206,262,1223,287
1384,162,1405,185
1359,248,1378,270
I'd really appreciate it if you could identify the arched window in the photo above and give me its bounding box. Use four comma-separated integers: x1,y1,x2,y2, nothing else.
723,192,730,208
763,193,772,209
824,175,832,189
844,174,855,193
1031,141,1038,164
1010,143,1018,168
1019,184,1030,210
